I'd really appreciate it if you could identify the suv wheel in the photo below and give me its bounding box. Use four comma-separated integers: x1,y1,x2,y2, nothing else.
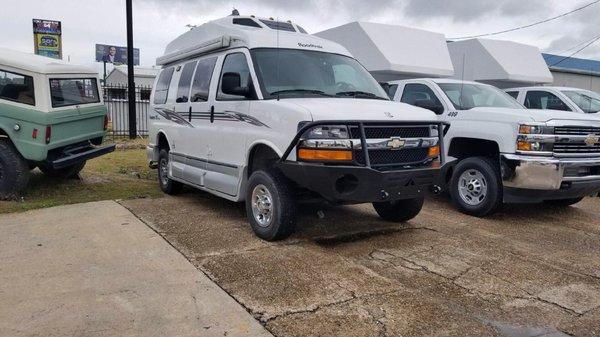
544,197,584,207
246,170,296,241
372,197,424,222
0,139,30,199
158,149,183,195
39,161,86,178
450,157,502,217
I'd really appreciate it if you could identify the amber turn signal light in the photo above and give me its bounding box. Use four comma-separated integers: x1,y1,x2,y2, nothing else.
428,145,440,157
517,141,532,151
298,148,353,161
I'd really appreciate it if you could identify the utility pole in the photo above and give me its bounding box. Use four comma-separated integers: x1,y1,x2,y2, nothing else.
126,0,136,139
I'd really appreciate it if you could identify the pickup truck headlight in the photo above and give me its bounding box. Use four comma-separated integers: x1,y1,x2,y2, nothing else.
517,123,553,154
298,125,353,162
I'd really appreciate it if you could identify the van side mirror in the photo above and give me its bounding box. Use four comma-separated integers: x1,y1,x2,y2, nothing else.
221,72,251,97
414,99,444,115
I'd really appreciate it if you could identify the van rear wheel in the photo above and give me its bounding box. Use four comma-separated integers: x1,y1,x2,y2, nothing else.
0,139,30,199
39,161,86,179
245,170,296,241
372,197,424,222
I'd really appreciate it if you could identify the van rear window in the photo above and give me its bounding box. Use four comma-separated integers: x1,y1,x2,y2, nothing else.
49,78,99,108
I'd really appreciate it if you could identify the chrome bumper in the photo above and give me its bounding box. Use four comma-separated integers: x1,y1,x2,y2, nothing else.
147,145,159,168
502,154,600,190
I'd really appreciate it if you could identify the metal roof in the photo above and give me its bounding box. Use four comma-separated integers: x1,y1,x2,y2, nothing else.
543,53,600,76
0,47,98,75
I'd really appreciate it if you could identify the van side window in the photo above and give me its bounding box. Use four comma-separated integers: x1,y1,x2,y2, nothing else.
401,83,444,114
524,91,571,111
154,67,174,104
217,53,252,101
506,91,519,99
0,69,35,106
190,57,217,102
176,61,197,103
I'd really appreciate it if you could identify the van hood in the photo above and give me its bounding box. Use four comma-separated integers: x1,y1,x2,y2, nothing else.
465,107,600,123
283,98,438,122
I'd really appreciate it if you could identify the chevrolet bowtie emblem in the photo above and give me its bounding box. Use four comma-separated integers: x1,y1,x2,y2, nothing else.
387,138,406,149
585,134,599,147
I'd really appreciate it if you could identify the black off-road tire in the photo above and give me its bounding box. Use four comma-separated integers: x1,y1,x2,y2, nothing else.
0,139,30,199
39,161,86,179
158,149,183,195
450,156,503,217
544,197,584,207
372,197,424,222
245,169,296,241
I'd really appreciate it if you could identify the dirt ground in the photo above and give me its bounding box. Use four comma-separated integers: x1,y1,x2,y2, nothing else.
122,191,600,337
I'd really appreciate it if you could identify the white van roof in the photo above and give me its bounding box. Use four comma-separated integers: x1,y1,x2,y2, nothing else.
0,47,98,75
316,22,455,81
447,38,553,88
158,15,351,66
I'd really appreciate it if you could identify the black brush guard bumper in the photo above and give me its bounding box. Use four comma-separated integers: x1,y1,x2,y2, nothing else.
276,120,451,204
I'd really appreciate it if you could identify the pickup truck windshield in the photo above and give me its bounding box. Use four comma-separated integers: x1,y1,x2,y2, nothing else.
251,48,388,100
50,78,100,108
438,83,522,110
562,90,600,113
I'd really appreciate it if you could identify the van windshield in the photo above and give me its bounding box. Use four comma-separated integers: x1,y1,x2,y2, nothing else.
438,83,523,110
50,78,100,108
251,48,388,100
562,90,600,113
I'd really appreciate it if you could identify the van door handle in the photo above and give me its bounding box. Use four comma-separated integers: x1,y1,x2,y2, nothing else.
188,106,192,122
210,106,215,123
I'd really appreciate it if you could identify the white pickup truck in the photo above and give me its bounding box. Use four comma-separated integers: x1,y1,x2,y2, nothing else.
505,86,600,115
387,78,600,216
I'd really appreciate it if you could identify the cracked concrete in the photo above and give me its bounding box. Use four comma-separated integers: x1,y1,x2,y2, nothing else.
122,193,600,336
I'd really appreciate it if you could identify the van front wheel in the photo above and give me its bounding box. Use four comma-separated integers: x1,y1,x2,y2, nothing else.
245,170,296,241
0,139,30,199
158,149,183,195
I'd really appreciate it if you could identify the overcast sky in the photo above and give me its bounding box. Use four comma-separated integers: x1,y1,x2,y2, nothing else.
2,0,599,73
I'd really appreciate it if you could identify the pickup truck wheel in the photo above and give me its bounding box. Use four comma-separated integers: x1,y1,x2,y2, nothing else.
0,139,30,199
158,149,183,195
450,157,502,217
246,170,296,241
544,197,584,207
39,161,86,178
372,197,424,222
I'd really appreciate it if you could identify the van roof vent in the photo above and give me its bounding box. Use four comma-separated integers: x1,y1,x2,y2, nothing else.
233,18,262,28
259,19,296,32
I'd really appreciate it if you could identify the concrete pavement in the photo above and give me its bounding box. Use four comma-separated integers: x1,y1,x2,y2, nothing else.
0,200,272,337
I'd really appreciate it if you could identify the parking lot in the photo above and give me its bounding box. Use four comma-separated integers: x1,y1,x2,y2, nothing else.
122,192,600,337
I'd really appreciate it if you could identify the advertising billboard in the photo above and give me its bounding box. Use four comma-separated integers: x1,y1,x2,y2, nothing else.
33,19,62,59
95,44,140,65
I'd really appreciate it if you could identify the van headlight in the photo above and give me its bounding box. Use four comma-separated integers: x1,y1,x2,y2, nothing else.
517,123,553,154
297,125,353,162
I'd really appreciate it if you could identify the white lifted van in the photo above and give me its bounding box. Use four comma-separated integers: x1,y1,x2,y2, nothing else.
147,14,449,240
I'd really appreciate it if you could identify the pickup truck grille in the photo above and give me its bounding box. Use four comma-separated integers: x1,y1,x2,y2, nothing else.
554,143,600,154
554,126,600,135
350,125,433,168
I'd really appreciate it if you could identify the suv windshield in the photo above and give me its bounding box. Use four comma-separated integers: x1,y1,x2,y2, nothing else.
251,48,388,100
438,83,522,110
50,78,100,108
562,90,600,113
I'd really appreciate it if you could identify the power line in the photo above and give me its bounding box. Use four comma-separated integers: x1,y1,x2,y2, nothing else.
545,33,600,55
548,35,600,67
448,0,600,40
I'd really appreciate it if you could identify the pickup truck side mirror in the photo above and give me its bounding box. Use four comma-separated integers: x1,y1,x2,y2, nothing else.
414,99,444,115
221,72,251,98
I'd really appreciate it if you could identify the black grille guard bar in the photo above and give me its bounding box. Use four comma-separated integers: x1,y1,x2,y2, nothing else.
279,120,450,168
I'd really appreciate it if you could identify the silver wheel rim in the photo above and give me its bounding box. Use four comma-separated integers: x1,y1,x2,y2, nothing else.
159,158,169,186
251,184,274,227
458,169,488,206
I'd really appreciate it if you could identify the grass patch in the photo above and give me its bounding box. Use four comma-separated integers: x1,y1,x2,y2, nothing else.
0,148,162,214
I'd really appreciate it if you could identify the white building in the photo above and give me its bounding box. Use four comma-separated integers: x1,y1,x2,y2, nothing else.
104,65,159,101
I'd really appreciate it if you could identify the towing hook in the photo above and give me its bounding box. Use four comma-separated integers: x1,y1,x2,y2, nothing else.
432,185,442,195
380,190,389,200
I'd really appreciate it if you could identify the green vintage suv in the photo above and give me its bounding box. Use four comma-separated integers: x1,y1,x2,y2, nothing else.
0,48,114,197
